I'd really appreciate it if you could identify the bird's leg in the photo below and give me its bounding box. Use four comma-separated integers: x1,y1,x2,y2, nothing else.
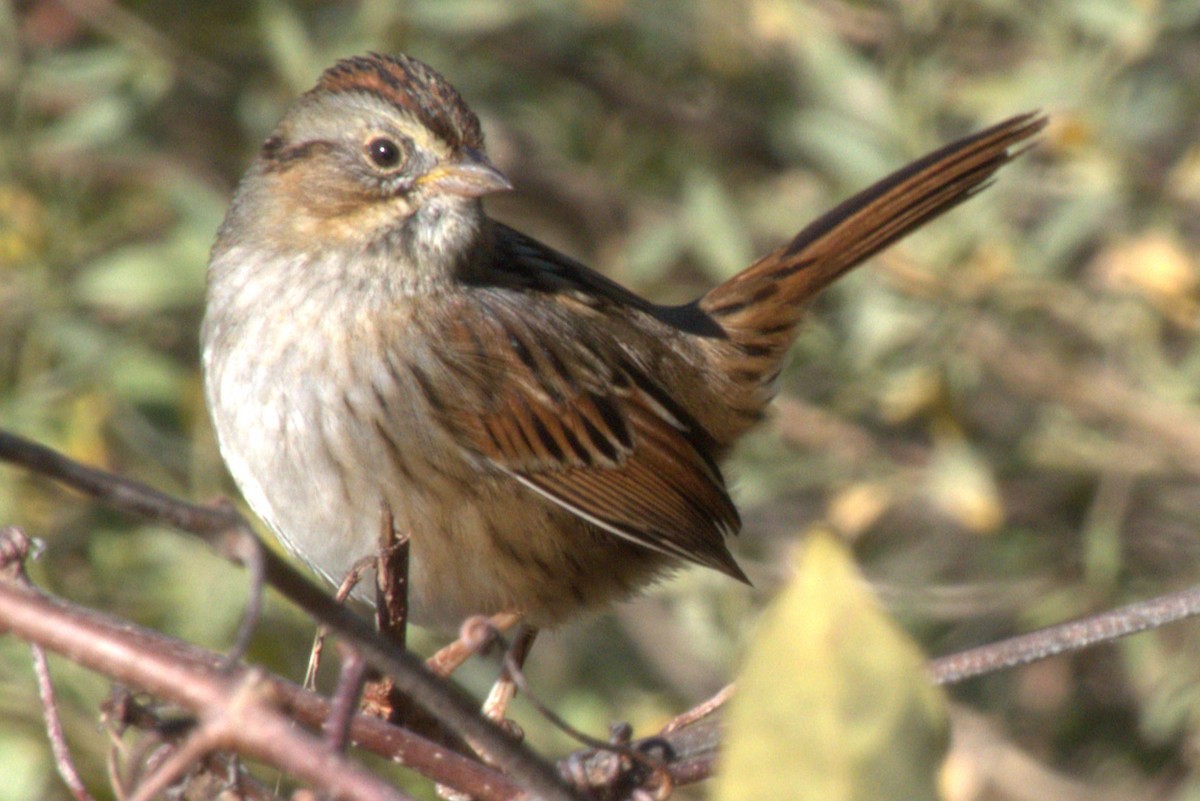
481,624,538,728
426,611,524,677
307,555,382,758
303,554,375,691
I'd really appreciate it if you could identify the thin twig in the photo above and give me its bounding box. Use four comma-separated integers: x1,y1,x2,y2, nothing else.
0,582,418,801
501,648,672,798
124,718,223,801
362,504,412,725
557,706,727,791
660,684,734,735
562,583,1200,788
0,430,244,536
929,582,1200,684
0,428,580,801
500,649,619,753
325,645,368,753
3,527,96,801
224,524,265,669
0,528,524,801
376,502,409,649
481,625,538,726
33,643,97,801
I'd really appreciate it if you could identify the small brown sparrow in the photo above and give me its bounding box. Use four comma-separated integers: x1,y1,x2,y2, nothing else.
202,53,1042,633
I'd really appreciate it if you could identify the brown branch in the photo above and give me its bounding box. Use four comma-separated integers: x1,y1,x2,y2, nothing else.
361,504,413,726
0,556,414,801
5,529,99,801
928,581,1200,684
124,715,227,801
502,646,673,799
376,502,409,649
652,715,723,786
661,684,734,735
9,424,1200,794
325,644,369,753
225,528,266,667
0,532,523,800
0,428,578,801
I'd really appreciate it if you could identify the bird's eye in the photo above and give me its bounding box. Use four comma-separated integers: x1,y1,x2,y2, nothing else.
365,137,404,170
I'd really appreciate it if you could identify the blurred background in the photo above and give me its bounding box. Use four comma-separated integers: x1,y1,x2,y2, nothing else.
3,0,1200,799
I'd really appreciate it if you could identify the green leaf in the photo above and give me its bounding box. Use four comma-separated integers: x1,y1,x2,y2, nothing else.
715,530,948,801
75,239,203,312
75,180,217,313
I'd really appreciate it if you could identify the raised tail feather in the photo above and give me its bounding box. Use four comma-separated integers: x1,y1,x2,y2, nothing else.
700,113,1046,376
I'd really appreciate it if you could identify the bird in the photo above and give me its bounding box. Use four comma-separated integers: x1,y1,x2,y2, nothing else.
202,52,1043,649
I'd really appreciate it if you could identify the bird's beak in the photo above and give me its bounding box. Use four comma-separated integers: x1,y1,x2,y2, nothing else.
417,150,512,198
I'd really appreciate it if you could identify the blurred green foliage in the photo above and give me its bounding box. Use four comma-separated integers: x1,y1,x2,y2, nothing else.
4,0,1200,798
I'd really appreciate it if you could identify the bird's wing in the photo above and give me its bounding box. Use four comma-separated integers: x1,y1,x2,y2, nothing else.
416,277,747,582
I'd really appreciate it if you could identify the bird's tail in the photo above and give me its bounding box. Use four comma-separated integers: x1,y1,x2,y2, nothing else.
699,112,1045,421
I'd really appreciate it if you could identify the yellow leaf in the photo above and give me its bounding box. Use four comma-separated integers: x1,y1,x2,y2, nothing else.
1096,231,1197,306
715,530,948,801
827,482,892,539
878,367,941,424
927,442,1005,534
0,184,47,269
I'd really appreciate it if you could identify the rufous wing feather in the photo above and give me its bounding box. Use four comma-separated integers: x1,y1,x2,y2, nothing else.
420,294,748,582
